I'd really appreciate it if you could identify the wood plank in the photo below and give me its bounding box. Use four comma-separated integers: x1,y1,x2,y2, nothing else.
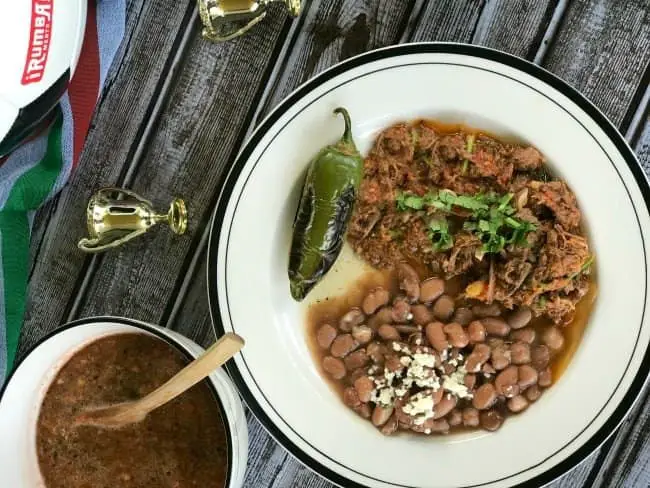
259,0,415,117
408,0,483,43
74,10,291,320
18,0,197,358
472,0,558,58
588,119,650,488
542,0,650,128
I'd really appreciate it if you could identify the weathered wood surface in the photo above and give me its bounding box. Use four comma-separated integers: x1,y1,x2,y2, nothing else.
19,0,650,487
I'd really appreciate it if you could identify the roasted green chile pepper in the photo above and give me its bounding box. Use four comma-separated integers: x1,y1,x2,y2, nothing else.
288,107,363,301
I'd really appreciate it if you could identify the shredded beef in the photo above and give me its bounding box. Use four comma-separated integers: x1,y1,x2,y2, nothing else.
348,120,592,324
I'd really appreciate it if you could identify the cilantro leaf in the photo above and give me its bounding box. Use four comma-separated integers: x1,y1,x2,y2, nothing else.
427,218,454,252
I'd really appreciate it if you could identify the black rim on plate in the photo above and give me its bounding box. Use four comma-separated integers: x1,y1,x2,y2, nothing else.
0,316,235,488
207,43,650,488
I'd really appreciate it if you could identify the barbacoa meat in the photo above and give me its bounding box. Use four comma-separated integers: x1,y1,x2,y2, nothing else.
348,120,593,324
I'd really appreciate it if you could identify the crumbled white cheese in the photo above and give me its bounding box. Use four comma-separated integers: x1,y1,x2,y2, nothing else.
400,356,412,367
424,428,432,435
371,387,395,406
415,337,422,346
392,342,402,352
395,387,408,397
384,368,396,383
403,392,435,425
406,313,414,321
412,353,436,368
440,348,449,361
442,365,473,399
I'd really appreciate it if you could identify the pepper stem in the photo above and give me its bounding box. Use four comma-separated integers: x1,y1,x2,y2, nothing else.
333,107,353,144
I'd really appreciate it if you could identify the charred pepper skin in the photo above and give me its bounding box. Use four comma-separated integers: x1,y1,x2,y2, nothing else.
289,107,363,301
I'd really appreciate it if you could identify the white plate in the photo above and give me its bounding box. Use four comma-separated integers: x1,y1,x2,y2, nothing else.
207,43,650,488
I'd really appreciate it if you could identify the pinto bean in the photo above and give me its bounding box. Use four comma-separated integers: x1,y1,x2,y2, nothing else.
316,324,337,349
372,405,394,426
448,409,463,426
387,355,407,375
343,387,361,408
482,363,496,376
465,343,491,373
480,410,504,431
542,326,565,352
391,297,411,323
339,308,365,332
434,394,457,419
419,277,445,303
531,345,550,370
468,320,487,343
472,303,501,317
354,403,372,419
518,365,538,390
428,419,450,433
452,307,474,326
444,322,469,348
322,356,346,379
473,383,498,410
354,376,375,403
366,342,386,364
538,367,553,387
367,306,394,328
330,334,358,358
352,325,373,344
345,349,369,370
350,368,367,383
432,387,445,405
378,324,401,341
425,322,449,352
362,287,390,315
510,327,536,344
464,373,477,390
432,295,455,321
411,304,433,325
525,385,542,402
495,366,520,398
507,307,532,329
397,263,421,302
482,317,510,337
463,407,480,427
507,395,529,413
490,343,511,371
380,415,398,435
511,342,531,365
395,325,419,334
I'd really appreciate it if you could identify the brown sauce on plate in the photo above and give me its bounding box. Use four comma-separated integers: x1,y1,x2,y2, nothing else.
36,333,228,488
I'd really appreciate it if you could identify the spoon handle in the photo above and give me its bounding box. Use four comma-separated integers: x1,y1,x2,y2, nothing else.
136,333,245,415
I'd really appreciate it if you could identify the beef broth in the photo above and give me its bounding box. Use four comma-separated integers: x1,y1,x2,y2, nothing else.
36,333,228,488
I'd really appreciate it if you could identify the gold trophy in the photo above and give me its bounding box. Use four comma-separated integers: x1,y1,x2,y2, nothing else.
78,188,187,253
198,0,302,42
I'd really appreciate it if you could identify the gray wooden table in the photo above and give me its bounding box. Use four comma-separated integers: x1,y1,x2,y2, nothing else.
20,0,650,486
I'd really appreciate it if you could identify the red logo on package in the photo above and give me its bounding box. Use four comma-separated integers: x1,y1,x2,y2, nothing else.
21,0,54,85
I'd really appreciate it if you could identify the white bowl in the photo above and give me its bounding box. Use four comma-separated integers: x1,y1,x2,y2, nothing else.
206,43,650,488
0,317,248,488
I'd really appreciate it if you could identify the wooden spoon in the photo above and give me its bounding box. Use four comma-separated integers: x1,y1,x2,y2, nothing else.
74,332,245,429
